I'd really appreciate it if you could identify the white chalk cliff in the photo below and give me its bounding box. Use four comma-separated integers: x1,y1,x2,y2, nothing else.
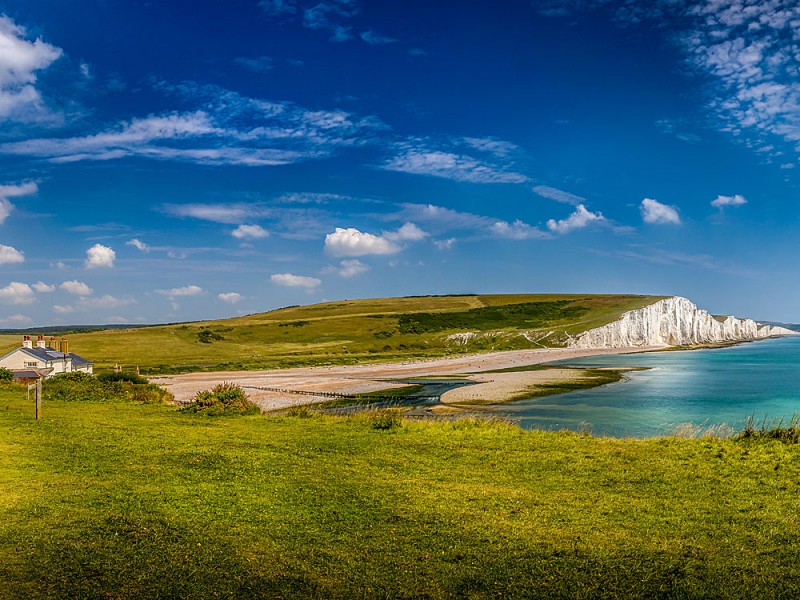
569,296,797,349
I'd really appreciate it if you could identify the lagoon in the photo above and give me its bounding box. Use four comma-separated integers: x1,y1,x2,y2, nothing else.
498,336,800,438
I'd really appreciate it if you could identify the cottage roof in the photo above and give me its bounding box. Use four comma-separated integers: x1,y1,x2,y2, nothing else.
0,346,93,366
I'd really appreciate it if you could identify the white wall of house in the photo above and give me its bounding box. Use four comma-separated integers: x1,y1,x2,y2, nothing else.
0,348,88,377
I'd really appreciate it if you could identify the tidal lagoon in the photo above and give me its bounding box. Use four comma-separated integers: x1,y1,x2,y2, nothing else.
501,336,800,438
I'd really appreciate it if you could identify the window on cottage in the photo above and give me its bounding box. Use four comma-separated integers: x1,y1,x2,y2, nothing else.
24,361,38,367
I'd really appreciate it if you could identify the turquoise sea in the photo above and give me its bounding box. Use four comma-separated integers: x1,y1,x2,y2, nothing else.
496,336,800,438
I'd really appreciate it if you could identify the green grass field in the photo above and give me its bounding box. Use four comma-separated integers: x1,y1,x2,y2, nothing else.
1,386,799,598
0,294,666,375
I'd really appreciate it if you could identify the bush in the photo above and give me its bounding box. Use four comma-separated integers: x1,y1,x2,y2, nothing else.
181,383,259,416
0,368,12,382
97,371,149,385
43,372,174,404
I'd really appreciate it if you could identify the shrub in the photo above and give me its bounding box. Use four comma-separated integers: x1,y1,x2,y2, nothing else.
43,372,173,404
97,371,149,385
370,410,402,431
181,383,259,416
0,368,12,382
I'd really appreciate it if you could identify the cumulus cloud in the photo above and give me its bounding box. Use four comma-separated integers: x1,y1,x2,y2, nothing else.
32,281,55,293
325,227,401,257
0,282,35,304
53,304,74,314
85,243,116,268
270,273,322,289
157,285,204,298
60,280,93,296
546,204,606,234
324,259,370,278
641,198,681,225
0,16,63,122
0,244,24,264
491,219,548,240
219,292,243,304
232,224,269,239
127,238,150,252
383,222,428,242
0,181,38,225
532,185,585,205
711,194,747,208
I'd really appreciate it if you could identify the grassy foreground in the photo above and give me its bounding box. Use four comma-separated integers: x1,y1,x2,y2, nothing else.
2,389,800,598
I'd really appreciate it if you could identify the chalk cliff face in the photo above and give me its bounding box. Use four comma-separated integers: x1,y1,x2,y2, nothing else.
570,296,797,349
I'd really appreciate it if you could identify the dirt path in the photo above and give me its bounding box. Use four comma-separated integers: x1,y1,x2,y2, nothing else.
151,347,656,411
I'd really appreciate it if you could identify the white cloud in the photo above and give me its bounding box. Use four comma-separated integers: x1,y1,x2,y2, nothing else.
641,198,681,225
491,219,548,240
53,304,74,314
235,56,275,73
2,314,31,324
545,1,800,162
383,222,428,242
85,243,116,268
271,273,322,289
533,185,585,205
219,292,243,304
546,204,606,234
711,194,747,208
0,82,388,166
32,281,55,293
434,238,456,250
324,259,370,278
0,281,35,304
163,203,271,224
360,30,397,45
382,147,528,184
77,295,135,310
0,16,63,122
0,244,24,264
259,0,297,16
0,181,38,198
157,285,204,298
60,280,93,296
324,227,400,257
127,238,150,252
232,224,269,239
0,181,37,225
462,137,519,157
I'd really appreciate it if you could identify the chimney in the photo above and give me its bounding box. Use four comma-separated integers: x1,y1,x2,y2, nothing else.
36,335,46,349
60,337,69,355
22,335,32,349
49,336,58,350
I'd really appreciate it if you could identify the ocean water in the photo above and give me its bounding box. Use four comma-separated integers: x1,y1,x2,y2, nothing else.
496,336,800,438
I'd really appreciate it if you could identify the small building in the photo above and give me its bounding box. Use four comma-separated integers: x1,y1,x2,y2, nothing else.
0,335,94,378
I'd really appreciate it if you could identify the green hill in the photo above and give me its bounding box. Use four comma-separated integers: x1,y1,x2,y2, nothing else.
0,294,666,374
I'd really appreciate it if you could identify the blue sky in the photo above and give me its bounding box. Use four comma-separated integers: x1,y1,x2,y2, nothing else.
1,0,799,325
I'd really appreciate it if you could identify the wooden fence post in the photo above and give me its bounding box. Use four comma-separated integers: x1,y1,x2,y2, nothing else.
35,379,42,420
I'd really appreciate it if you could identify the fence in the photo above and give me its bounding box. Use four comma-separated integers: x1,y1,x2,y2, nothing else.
26,380,42,420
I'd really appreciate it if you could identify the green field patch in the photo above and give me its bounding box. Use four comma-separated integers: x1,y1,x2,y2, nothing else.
1,391,800,597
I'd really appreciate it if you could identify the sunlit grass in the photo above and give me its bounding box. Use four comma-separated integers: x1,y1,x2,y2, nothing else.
1,386,799,598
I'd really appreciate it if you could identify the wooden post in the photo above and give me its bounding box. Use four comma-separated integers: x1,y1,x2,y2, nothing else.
35,379,42,420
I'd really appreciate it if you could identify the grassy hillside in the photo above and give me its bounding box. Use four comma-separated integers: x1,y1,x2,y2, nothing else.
0,294,666,374
1,389,798,598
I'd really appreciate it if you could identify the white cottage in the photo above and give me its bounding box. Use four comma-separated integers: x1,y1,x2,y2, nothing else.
0,335,93,378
